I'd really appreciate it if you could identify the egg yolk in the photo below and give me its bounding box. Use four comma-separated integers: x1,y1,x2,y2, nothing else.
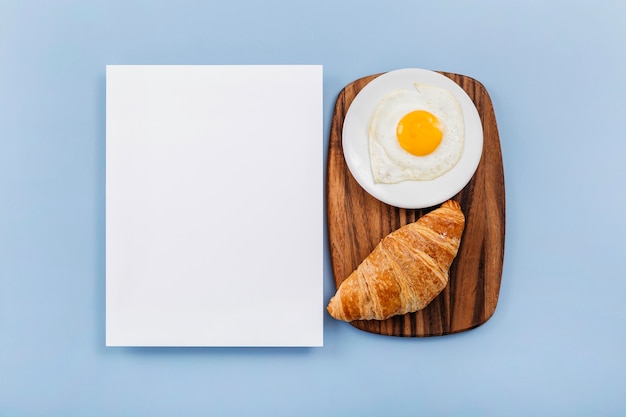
396,110,442,156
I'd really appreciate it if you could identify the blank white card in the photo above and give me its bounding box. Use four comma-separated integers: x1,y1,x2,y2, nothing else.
106,65,323,346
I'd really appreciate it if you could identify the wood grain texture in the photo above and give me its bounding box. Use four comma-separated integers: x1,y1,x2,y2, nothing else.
327,72,505,337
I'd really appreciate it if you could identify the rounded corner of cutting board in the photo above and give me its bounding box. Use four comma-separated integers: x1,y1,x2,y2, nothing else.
326,70,505,338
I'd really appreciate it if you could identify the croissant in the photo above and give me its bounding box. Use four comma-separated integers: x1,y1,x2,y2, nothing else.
327,200,465,322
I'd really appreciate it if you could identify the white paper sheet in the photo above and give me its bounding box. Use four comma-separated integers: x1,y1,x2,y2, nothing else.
105,65,323,347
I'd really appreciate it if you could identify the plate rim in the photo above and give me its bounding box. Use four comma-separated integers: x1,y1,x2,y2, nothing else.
341,68,484,209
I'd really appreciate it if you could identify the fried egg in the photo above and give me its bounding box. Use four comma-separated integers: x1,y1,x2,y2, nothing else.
369,84,465,183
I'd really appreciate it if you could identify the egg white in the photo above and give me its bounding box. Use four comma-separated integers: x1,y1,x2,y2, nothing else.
369,84,465,183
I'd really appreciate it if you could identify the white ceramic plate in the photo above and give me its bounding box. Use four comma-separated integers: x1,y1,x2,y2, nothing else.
342,68,483,209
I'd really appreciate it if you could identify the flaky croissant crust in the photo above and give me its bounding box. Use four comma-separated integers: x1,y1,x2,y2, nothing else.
327,200,465,322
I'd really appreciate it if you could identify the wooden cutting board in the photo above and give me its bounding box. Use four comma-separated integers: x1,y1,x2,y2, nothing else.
327,71,505,337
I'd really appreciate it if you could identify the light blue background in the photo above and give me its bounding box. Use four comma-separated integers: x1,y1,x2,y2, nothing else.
1,1,625,416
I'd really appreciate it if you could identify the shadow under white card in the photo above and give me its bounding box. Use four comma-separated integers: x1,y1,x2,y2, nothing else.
105,65,323,347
